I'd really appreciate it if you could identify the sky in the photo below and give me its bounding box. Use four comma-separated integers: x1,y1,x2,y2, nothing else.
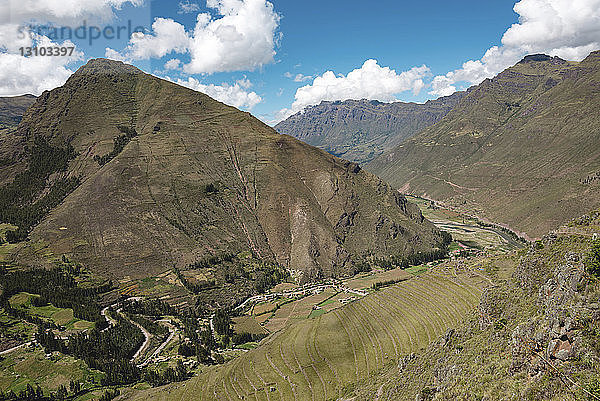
1,0,599,125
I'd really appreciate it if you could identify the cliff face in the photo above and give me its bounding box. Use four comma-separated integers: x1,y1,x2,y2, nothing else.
1,59,443,282
275,93,464,165
369,51,600,238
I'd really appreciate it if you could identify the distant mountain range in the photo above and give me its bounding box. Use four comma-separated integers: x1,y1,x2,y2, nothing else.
275,93,464,165
0,94,36,128
368,52,600,238
0,59,444,285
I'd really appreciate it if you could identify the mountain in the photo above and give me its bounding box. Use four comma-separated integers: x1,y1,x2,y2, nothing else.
0,95,36,128
368,52,600,239
0,59,444,284
274,93,464,165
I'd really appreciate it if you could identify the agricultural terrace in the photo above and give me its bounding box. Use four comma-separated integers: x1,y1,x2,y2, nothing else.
128,266,488,401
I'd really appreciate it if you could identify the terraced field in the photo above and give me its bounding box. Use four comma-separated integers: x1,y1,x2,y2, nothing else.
128,268,487,401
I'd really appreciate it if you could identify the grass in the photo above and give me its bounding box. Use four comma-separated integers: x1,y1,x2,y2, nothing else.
127,267,486,401
232,316,267,335
8,292,94,331
0,347,104,395
404,265,429,275
235,342,259,351
308,309,326,319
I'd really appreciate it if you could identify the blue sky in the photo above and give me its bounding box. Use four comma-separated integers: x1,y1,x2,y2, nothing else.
1,0,599,124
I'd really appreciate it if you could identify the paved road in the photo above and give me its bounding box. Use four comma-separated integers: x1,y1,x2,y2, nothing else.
101,299,153,364
138,321,177,368
121,309,151,362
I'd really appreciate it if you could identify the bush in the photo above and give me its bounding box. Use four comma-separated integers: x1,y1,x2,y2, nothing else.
586,240,600,277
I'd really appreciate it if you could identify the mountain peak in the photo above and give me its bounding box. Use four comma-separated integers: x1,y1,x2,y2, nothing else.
74,58,143,76
518,54,567,64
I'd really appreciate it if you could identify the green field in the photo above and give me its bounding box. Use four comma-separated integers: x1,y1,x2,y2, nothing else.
0,347,104,395
8,293,94,331
407,196,523,253
127,267,486,401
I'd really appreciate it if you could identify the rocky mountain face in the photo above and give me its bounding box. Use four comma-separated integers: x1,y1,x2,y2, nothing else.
275,93,464,165
368,51,600,239
0,95,36,128
0,59,444,283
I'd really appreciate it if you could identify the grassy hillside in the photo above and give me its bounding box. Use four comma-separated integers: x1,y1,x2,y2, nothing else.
275,93,464,166
124,267,487,401
0,58,443,286
368,52,600,239
352,211,600,400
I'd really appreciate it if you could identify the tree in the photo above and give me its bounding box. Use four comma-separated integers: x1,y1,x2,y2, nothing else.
213,309,231,336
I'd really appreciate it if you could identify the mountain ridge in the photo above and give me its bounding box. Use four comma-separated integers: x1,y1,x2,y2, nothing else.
275,92,465,165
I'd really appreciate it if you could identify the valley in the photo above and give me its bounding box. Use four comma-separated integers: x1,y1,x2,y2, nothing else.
0,192,522,400
0,48,599,401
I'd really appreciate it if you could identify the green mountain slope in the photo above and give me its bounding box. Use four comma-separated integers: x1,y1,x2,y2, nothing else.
275,93,464,165
353,212,600,400
368,52,600,239
0,59,444,283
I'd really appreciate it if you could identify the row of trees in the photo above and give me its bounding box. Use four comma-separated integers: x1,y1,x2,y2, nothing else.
371,277,410,290
0,381,80,401
0,384,44,400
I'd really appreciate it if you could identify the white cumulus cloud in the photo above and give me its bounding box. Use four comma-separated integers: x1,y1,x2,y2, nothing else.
284,72,313,82
107,0,280,74
108,17,189,60
164,58,182,70
0,0,143,25
0,0,137,96
0,35,83,96
275,60,430,122
174,76,262,110
430,0,600,96
178,1,201,14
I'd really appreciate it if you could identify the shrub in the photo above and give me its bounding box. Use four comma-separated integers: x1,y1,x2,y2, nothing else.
585,240,600,277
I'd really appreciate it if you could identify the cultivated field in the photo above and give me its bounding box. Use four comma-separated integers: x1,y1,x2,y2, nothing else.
407,196,523,252
128,267,487,401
